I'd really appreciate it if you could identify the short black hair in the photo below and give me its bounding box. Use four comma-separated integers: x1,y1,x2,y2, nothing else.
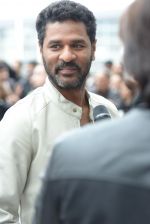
36,0,96,46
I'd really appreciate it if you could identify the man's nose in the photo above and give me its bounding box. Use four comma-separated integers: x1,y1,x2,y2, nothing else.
59,47,76,62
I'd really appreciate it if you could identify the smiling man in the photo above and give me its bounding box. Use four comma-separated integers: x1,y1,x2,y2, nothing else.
33,0,150,224
40,19,96,126
42,21,93,89
0,1,118,223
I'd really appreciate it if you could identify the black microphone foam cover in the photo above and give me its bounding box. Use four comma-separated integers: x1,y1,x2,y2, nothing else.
93,105,111,122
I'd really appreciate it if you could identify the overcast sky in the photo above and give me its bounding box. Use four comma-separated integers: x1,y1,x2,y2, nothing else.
0,0,134,20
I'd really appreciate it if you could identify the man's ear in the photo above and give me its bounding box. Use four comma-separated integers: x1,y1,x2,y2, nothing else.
91,40,97,61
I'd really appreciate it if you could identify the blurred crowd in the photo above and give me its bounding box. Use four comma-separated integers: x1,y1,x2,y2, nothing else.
87,60,140,116
0,59,47,120
0,58,140,120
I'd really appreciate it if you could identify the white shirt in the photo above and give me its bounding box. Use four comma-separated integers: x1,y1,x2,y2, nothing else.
0,78,118,224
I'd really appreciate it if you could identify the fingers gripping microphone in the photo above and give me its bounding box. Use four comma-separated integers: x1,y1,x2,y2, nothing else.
93,105,111,122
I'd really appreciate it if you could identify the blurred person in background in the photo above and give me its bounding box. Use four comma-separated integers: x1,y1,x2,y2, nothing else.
25,60,38,78
22,60,39,95
11,60,23,82
11,60,30,98
33,0,150,223
109,73,123,92
93,71,110,98
0,1,118,223
0,83,10,120
109,73,124,110
29,64,47,91
111,62,124,77
118,76,139,113
92,70,122,108
104,59,114,75
0,60,14,95
0,60,19,107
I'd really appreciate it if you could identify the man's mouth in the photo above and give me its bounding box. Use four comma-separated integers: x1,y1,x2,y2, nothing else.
58,66,78,75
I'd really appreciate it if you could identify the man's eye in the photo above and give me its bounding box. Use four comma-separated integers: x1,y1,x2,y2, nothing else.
50,45,61,50
73,44,85,49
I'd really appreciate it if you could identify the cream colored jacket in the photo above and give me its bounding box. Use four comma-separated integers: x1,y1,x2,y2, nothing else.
0,78,118,224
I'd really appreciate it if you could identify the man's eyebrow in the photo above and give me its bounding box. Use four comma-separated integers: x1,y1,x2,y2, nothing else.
50,38,86,42
48,40,61,44
47,39,87,45
72,39,86,43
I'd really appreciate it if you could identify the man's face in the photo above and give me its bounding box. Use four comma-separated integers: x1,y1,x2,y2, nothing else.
40,20,96,89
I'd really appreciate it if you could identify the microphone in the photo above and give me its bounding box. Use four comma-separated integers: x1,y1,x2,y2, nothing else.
93,105,111,122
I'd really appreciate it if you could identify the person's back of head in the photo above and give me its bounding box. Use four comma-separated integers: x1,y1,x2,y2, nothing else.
36,0,96,47
120,0,150,108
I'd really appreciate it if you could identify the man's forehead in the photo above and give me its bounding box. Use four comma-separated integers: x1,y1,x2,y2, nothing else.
44,21,90,43
45,20,87,33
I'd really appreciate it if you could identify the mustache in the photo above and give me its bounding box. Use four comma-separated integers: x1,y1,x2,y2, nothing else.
55,61,80,71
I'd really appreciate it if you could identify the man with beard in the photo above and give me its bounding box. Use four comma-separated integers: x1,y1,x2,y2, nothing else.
33,0,150,224
0,1,118,223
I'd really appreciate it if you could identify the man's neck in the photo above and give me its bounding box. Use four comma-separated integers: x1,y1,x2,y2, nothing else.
58,87,87,107
55,85,91,126
60,88,91,126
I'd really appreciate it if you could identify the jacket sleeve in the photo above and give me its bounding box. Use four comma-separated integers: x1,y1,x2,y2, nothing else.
0,106,32,223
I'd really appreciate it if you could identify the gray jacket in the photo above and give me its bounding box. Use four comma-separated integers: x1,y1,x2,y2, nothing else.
34,107,150,224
